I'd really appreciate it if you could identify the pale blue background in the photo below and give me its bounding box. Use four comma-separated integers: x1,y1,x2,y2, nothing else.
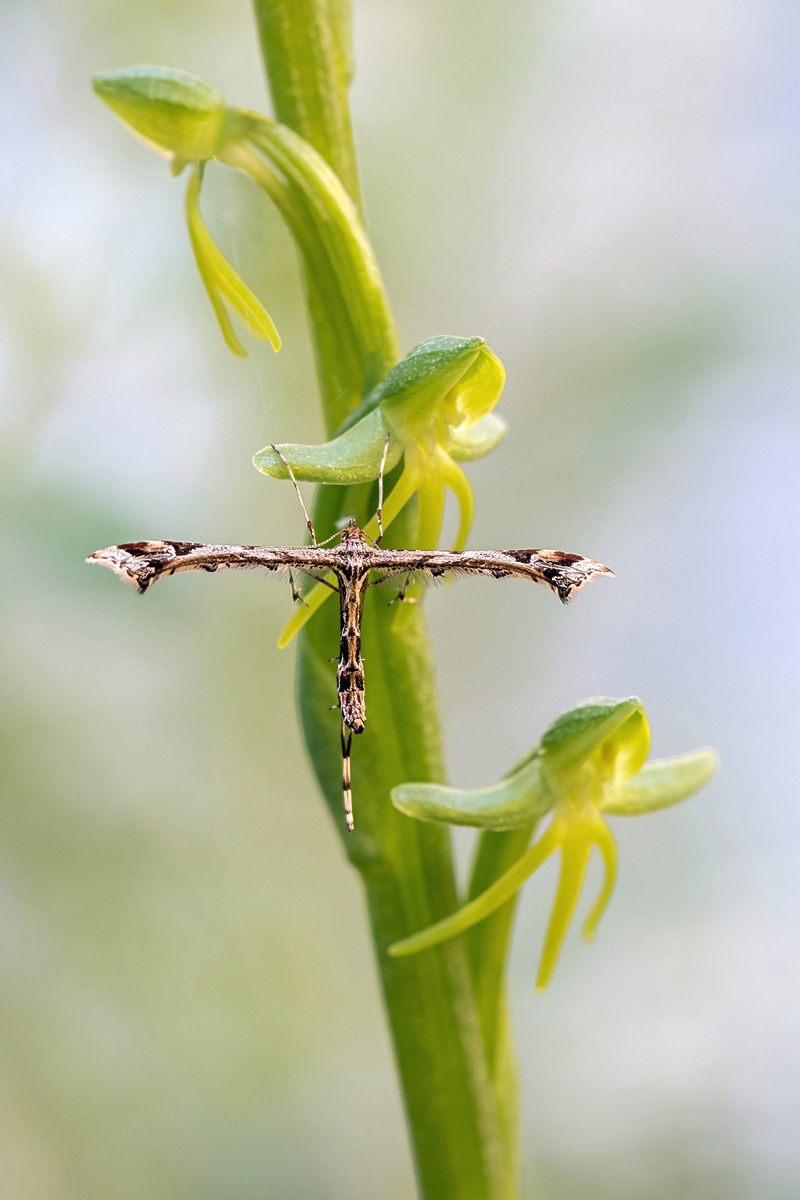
1,2,798,1196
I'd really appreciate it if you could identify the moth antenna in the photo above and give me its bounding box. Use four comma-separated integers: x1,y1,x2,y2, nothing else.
376,431,391,544
341,721,354,832
271,444,317,546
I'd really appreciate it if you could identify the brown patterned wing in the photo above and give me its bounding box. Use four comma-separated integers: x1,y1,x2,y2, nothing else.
369,547,613,604
498,549,614,603
86,541,334,594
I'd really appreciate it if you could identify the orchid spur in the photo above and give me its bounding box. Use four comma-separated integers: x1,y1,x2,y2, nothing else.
388,697,717,989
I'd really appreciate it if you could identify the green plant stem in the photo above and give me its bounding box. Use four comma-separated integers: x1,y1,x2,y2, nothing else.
464,826,536,1184
466,827,536,1070
253,0,362,213
251,2,518,1196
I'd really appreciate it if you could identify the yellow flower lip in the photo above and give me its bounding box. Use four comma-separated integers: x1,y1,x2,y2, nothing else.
185,165,280,356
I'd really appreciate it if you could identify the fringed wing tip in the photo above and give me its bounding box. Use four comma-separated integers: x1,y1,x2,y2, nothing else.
86,546,148,592
558,560,615,605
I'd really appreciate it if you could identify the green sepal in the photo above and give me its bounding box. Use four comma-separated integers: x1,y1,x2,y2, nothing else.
253,407,401,484
604,748,718,815
392,753,552,830
379,336,496,441
540,696,650,795
92,66,240,162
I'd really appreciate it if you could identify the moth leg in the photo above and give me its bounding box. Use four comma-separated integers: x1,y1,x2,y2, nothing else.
296,568,339,592
388,573,417,606
341,720,354,832
287,569,307,606
376,431,391,544
271,443,317,546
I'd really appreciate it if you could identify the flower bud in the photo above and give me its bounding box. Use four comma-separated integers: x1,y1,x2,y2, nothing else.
93,66,234,162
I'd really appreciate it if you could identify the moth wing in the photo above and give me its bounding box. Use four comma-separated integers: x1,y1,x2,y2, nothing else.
499,549,614,603
86,541,339,594
368,548,613,603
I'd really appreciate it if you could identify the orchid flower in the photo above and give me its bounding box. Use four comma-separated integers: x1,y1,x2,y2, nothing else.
254,334,507,645
93,67,280,356
93,65,399,397
388,697,717,989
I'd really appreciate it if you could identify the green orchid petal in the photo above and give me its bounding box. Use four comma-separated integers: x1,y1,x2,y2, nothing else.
580,817,619,943
431,450,474,551
392,753,550,829
93,66,239,162
448,413,509,462
535,831,593,990
534,807,618,990
540,696,649,795
389,821,562,958
379,336,485,440
186,166,280,355
390,695,715,987
443,342,506,431
254,408,400,485
603,747,718,815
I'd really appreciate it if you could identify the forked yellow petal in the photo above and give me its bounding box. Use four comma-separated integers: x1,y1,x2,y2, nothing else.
389,823,561,957
186,167,280,355
581,821,618,943
535,835,592,991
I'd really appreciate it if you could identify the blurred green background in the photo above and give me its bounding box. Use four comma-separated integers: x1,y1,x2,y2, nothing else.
2,2,798,1197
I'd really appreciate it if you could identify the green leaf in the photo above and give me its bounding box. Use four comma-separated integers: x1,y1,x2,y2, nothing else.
603,747,718,815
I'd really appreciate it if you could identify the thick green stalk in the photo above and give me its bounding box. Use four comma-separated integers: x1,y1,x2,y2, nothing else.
466,827,536,1072
253,0,368,425
253,0,362,213
251,2,517,1195
466,826,536,1178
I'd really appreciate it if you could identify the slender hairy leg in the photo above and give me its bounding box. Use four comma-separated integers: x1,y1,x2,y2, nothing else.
271,443,317,546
